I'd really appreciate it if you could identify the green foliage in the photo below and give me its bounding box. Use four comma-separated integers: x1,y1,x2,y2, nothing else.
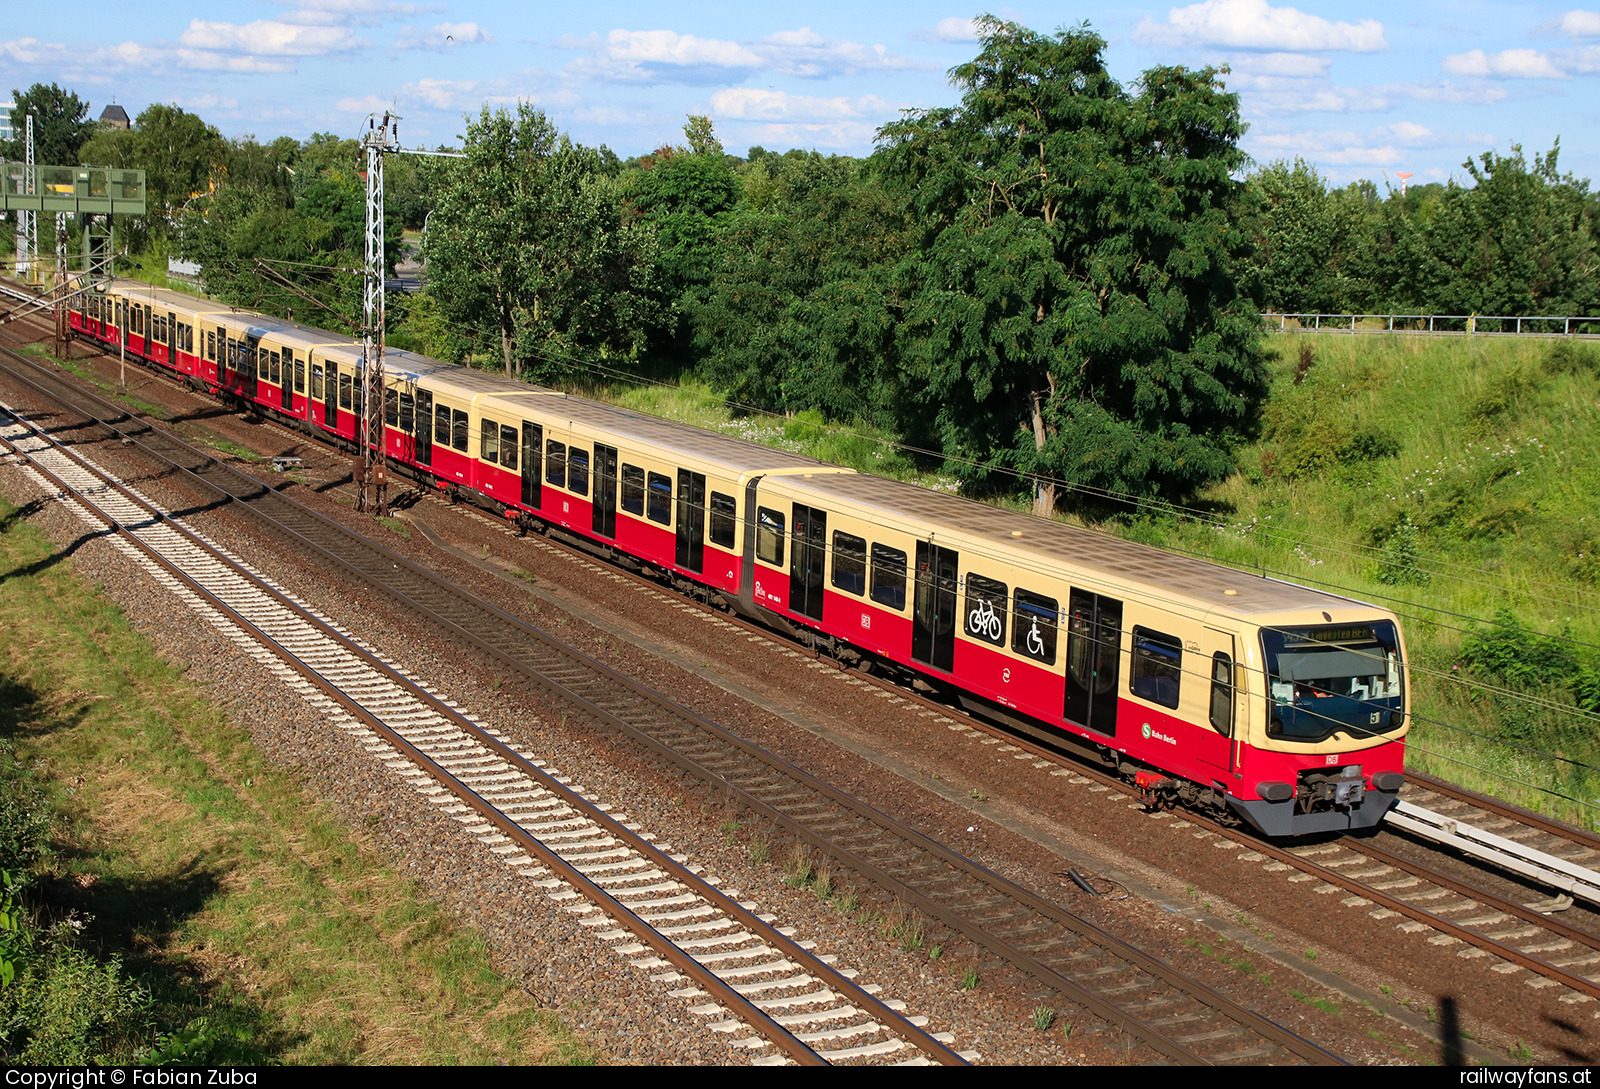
1375,514,1430,586
423,104,663,379
1,82,93,165
0,933,151,1064
877,16,1266,508
1543,340,1600,376
1460,610,1600,714
1248,141,1600,318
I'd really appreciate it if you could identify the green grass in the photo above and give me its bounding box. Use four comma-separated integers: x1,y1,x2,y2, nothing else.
0,494,594,1065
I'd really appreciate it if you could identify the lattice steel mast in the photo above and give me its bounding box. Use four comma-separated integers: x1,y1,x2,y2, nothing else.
357,111,400,515
17,113,34,279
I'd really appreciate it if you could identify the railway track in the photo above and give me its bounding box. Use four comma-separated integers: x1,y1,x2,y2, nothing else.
0,397,970,1067
0,342,1343,1066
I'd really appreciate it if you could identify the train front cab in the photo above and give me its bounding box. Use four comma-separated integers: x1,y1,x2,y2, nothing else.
1225,611,1409,837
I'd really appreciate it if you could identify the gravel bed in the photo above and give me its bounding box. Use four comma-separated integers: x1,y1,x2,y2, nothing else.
8,339,1570,1064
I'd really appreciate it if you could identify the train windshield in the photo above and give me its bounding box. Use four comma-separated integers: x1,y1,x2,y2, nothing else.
1262,621,1404,742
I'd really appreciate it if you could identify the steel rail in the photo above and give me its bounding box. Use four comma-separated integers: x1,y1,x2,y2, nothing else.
0,411,958,1067
0,344,1338,1066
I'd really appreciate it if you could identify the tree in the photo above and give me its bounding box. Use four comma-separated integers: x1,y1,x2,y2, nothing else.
1,83,93,165
423,104,662,377
877,17,1266,510
133,104,224,215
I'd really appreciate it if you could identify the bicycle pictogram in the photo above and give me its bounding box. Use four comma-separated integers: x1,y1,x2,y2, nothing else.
967,598,1002,641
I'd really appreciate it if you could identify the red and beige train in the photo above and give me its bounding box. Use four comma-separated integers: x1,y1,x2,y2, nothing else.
68,280,1409,837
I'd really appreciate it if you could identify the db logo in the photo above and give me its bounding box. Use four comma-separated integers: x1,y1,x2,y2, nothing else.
860,613,871,629
1325,754,1340,765
562,500,570,513
1001,668,1011,684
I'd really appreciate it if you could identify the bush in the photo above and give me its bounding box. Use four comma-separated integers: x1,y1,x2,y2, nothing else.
1375,514,1430,585
1542,341,1599,376
1460,609,1600,713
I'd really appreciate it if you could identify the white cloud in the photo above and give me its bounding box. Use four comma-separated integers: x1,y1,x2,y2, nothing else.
1221,51,1330,77
269,0,439,27
176,50,297,73
336,94,392,113
179,19,368,57
710,87,898,122
1135,0,1386,53
1558,10,1600,37
1443,48,1568,79
1398,80,1512,105
909,17,980,44
563,26,916,84
394,22,495,52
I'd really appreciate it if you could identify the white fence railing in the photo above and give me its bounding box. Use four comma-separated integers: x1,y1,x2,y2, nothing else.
1263,312,1600,337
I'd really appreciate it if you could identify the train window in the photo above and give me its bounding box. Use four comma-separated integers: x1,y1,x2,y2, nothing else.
831,532,866,595
1013,589,1059,664
451,409,469,451
312,365,324,399
385,389,399,426
206,331,216,361
434,404,450,445
399,392,415,434
339,373,353,410
1210,653,1233,737
500,424,518,471
257,348,269,380
709,492,737,549
756,508,785,565
568,448,589,495
869,544,906,610
545,441,566,486
1130,627,1182,709
964,574,1008,646
620,464,645,515
481,418,501,464
269,351,281,385
647,473,672,524
294,358,305,394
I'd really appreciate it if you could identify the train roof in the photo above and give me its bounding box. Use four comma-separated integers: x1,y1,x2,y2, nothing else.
776,470,1354,620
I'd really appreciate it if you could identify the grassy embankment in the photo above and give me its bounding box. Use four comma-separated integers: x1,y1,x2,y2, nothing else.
0,494,594,1064
580,334,1600,827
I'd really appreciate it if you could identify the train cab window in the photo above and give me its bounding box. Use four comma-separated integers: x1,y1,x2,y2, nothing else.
866,543,907,610
434,404,450,445
399,393,415,434
499,424,518,471
647,473,673,524
620,464,646,515
1210,653,1234,737
869,544,907,610
831,531,866,595
294,356,305,393
481,418,501,464
1013,589,1059,664
709,492,737,549
385,389,400,426
1130,628,1183,709
756,508,785,565
545,441,567,486
964,574,1008,646
339,373,353,410
568,448,589,495
312,365,324,399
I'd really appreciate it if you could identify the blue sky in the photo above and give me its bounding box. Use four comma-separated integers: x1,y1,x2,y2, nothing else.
4,2,1598,189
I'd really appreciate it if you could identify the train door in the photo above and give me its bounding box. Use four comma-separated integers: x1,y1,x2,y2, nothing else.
1064,589,1123,736
676,469,706,572
912,542,959,672
593,444,618,537
280,350,294,411
788,503,826,621
1198,628,1237,778
322,361,337,428
520,422,543,508
165,311,177,366
415,390,432,466
242,336,258,399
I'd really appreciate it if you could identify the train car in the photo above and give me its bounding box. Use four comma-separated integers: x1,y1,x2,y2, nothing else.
65,279,1409,837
